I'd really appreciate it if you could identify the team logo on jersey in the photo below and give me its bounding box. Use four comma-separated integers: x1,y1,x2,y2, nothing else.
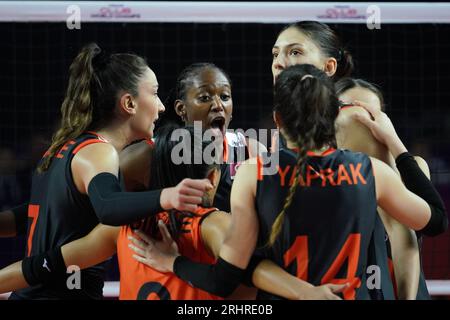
42,258,51,272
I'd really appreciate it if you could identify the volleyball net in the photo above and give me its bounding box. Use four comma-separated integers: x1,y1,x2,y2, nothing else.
0,1,449,298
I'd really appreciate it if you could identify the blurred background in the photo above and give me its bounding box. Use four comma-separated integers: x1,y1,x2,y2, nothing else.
0,1,449,299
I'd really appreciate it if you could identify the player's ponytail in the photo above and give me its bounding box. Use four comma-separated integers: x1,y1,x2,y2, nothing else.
334,49,354,81
38,43,149,172
38,43,101,172
268,64,339,246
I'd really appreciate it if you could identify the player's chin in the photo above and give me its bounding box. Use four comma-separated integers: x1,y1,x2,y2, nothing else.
147,125,154,139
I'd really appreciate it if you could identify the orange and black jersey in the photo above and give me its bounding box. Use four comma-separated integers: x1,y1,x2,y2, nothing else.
10,132,110,300
117,207,223,300
254,148,377,300
214,132,250,212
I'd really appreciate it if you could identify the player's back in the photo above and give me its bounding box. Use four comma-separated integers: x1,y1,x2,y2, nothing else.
255,148,377,300
117,207,223,300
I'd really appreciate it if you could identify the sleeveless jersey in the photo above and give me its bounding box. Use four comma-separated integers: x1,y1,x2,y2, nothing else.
254,148,377,300
11,132,108,299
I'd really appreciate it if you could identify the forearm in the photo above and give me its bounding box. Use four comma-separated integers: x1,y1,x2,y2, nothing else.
174,256,245,298
88,172,163,226
61,227,118,269
389,222,420,300
22,225,118,286
386,136,408,159
396,153,448,236
0,261,29,294
252,259,314,300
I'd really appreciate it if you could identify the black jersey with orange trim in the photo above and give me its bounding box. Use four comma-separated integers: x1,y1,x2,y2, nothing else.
363,215,396,300
10,132,110,300
117,207,223,300
254,148,377,300
214,132,250,212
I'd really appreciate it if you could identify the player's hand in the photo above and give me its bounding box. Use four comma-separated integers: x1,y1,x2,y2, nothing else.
128,221,179,273
350,100,407,158
160,178,213,212
270,129,280,153
301,283,348,300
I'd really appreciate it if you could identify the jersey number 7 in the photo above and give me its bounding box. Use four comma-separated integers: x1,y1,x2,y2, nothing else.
27,204,40,256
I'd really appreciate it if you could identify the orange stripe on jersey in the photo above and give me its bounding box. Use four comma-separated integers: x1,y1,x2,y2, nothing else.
306,148,336,157
257,156,263,181
72,139,106,155
144,138,154,146
289,147,337,157
223,136,229,163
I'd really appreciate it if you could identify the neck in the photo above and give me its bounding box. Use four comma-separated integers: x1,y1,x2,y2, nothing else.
283,133,329,154
96,121,134,152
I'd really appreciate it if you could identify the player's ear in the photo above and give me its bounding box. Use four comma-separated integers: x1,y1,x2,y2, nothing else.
273,111,283,129
323,57,337,77
119,93,137,115
175,100,187,122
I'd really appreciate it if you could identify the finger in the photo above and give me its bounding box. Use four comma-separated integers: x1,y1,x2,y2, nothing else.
352,100,379,119
179,195,203,205
128,243,146,257
352,112,375,130
184,178,214,191
132,254,151,266
158,220,174,244
270,130,279,153
134,229,153,245
328,283,349,293
128,235,148,249
180,187,204,198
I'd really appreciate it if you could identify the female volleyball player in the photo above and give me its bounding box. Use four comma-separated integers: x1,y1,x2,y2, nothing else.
132,64,447,300
0,124,346,300
102,63,266,299
121,62,265,213
271,20,353,85
270,21,430,300
335,78,432,299
0,43,212,299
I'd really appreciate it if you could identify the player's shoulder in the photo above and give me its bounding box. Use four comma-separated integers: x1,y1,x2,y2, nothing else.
74,140,117,160
121,140,153,165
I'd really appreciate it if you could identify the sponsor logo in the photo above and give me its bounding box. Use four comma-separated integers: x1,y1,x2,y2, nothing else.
90,4,141,19
317,5,366,20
